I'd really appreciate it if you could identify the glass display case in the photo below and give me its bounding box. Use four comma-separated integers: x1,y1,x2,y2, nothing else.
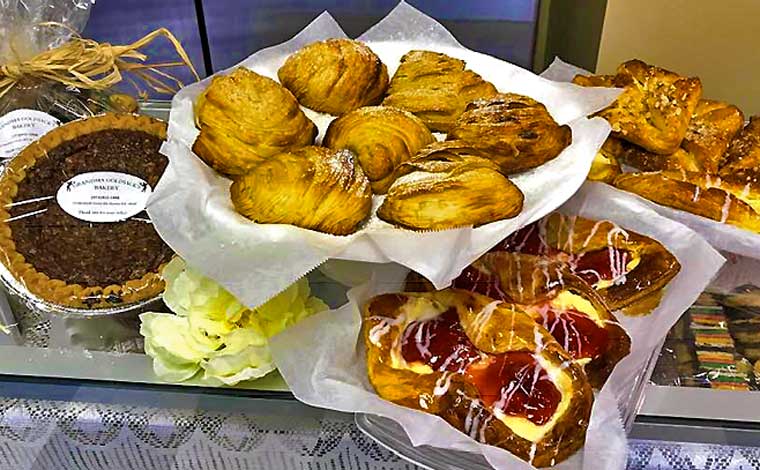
2,1,760,470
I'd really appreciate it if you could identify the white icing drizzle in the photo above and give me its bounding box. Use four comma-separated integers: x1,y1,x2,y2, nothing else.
720,193,732,223
741,183,752,199
514,223,538,253
692,184,701,202
606,226,631,287
471,300,503,344
368,314,404,346
434,371,454,396
580,220,607,248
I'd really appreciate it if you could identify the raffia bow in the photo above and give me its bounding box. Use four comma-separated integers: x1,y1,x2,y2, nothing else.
0,25,200,100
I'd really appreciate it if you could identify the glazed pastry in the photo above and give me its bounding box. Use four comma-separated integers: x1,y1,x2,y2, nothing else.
720,116,760,186
0,114,173,309
573,59,702,154
491,213,681,316
377,142,524,230
683,99,744,173
451,252,630,388
323,106,435,193
447,93,572,174
363,289,593,467
612,100,743,173
383,50,498,132
230,146,371,235
588,138,623,183
613,171,760,233
194,68,317,176
278,39,388,115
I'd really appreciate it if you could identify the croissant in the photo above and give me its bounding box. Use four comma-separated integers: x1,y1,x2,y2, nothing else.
382,50,498,132
448,93,572,174
323,106,435,194
573,59,702,154
230,146,371,235
193,68,317,176
363,289,593,467
277,39,388,115
720,116,760,186
452,252,631,388
613,171,760,234
491,213,681,316
377,142,524,230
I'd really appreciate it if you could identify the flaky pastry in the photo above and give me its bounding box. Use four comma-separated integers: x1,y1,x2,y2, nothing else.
383,50,498,132
278,39,388,115
377,142,524,231
613,171,760,234
194,68,317,176
452,252,631,388
587,138,623,183
491,213,681,316
363,289,593,467
323,106,434,193
447,93,572,174
720,116,760,186
230,146,371,235
683,99,744,173
573,59,702,155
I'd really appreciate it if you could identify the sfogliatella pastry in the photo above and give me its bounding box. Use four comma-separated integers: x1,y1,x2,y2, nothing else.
719,116,760,186
491,213,681,316
194,68,317,176
383,50,498,132
588,138,623,183
377,142,524,230
363,289,593,467
573,59,702,155
323,106,435,193
613,171,760,234
230,146,371,235
448,93,572,174
452,252,631,388
278,39,389,115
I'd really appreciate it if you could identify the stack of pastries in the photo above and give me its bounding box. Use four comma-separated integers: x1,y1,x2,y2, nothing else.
363,212,680,466
575,59,760,233
192,38,574,234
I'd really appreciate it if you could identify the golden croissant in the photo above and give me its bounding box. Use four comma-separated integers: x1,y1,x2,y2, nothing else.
377,141,524,230
194,68,317,176
323,106,435,194
278,39,389,115
448,93,572,174
573,59,702,155
230,146,372,235
383,50,498,132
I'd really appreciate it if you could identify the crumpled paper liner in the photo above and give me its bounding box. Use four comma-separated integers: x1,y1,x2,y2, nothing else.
541,57,760,261
270,181,724,469
148,2,621,308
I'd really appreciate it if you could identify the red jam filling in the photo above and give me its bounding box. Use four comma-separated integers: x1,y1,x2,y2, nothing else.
467,352,561,426
400,310,561,426
536,306,609,360
491,222,633,286
451,265,504,299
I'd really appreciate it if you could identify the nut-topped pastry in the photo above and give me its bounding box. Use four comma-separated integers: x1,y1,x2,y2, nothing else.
323,106,435,193
683,99,744,173
720,116,760,186
230,146,372,235
573,59,702,155
383,50,498,132
362,289,594,467
0,113,174,309
377,141,524,231
448,93,572,174
278,39,389,115
194,68,317,176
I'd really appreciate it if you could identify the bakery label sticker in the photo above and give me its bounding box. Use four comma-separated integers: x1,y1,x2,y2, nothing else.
57,172,152,223
0,109,61,160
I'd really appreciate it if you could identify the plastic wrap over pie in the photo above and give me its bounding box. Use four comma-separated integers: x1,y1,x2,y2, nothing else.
362,289,593,467
490,212,681,316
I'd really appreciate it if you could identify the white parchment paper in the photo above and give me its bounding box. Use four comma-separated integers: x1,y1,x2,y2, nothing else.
541,58,760,261
270,181,724,470
148,2,622,308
